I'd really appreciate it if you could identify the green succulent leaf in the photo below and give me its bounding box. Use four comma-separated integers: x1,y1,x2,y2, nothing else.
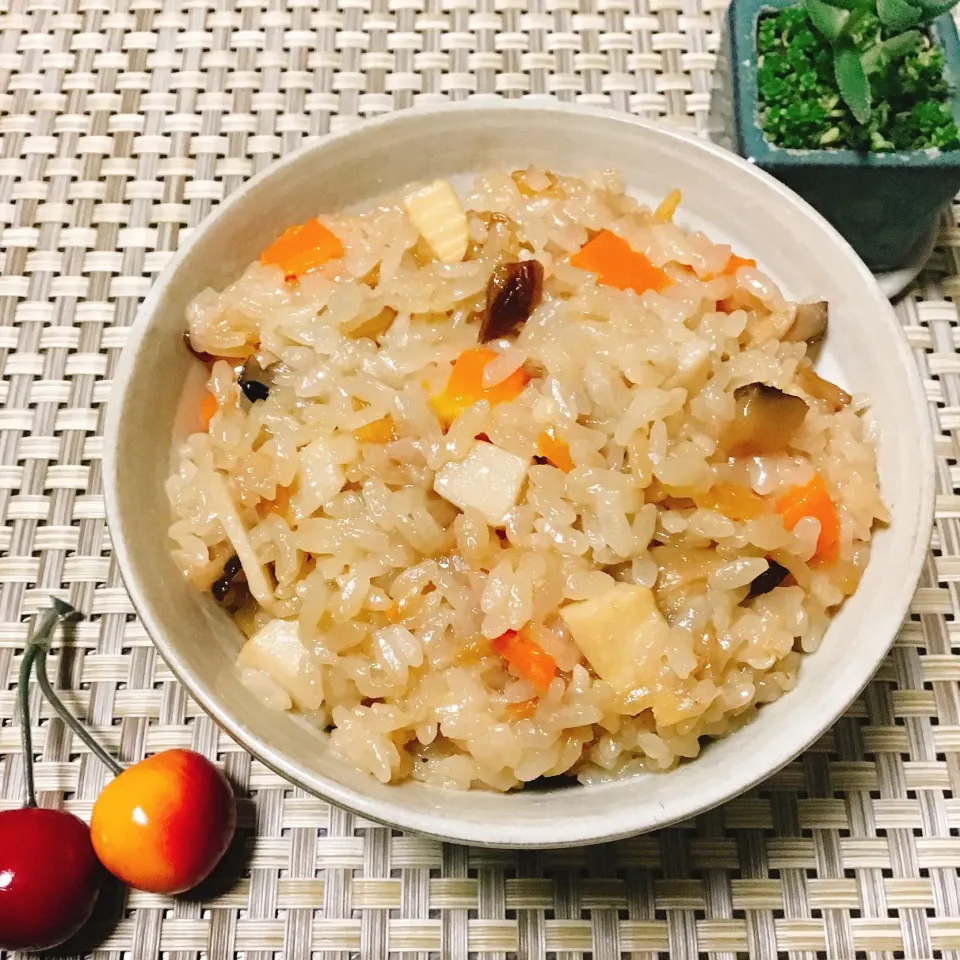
877,0,923,27
805,0,860,8
834,46,872,124
914,0,960,15
882,28,924,56
860,44,885,73
803,0,850,39
862,28,923,72
756,5,960,152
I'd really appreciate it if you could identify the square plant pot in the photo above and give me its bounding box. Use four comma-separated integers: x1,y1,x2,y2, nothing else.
712,0,960,274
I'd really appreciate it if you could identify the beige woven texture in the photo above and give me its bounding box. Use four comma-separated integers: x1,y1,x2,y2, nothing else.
0,0,959,957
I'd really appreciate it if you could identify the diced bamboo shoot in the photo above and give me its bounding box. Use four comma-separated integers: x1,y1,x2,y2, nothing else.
238,619,324,710
560,583,670,694
403,179,468,264
433,441,527,526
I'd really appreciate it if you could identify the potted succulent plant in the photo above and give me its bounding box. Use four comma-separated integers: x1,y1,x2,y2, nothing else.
710,0,960,290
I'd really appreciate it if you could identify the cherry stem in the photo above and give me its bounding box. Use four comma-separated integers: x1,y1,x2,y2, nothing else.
34,646,124,779
17,608,60,807
21,600,124,798
18,607,61,808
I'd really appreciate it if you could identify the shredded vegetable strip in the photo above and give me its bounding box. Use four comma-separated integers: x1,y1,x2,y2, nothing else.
505,698,539,721
654,189,681,223
491,629,557,692
694,482,767,521
200,393,218,430
723,253,757,275
206,471,275,609
354,416,397,444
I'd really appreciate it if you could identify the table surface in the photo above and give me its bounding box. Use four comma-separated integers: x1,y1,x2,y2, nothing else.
1,1,960,958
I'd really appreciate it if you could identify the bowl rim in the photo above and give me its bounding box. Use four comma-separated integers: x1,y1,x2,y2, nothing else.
103,101,935,846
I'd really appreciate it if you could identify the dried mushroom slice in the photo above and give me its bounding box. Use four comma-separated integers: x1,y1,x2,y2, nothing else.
723,383,808,457
480,260,544,342
795,362,851,412
785,301,828,346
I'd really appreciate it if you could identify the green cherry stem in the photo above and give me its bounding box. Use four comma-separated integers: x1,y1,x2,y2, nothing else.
18,606,62,808
20,600,124,799
34,654,124,779
35,652,123,777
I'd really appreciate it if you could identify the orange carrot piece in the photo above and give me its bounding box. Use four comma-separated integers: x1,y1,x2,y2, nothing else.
430,347,529,427
536,429,574,472
257,484,291,519
384,601,402,622
775,473,840,563
505,698,540,721
723,253,757,275
569,229,669,294
200,392,218,430
354,416,397,444
260,218,344,279
703,253,758,282
491,629,558,693
454,637,489,665
694,482,767,521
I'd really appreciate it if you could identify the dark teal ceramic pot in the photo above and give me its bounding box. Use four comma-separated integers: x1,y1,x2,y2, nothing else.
721,0,960,273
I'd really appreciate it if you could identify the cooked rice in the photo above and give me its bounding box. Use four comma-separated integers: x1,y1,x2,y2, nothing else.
167,167,887,791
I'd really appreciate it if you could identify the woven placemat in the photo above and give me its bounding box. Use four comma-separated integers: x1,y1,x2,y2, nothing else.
1,0,959,957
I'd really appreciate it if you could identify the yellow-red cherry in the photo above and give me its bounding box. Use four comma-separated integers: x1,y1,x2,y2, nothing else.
90,749,236,895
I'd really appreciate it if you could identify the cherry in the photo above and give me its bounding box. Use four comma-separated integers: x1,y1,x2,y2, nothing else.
0,597,238,953
30,604,238,897
0,808,102,952
0,602,103,952
91,748,236,895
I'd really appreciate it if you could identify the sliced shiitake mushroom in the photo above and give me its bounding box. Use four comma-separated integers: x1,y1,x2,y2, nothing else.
522,358,548,380
795,362,851,412
183,330,215,364
481,259,544,342
239,357,277,403
785,300,828,346
746,559,789,599
723,383,808,457
212,554,242,602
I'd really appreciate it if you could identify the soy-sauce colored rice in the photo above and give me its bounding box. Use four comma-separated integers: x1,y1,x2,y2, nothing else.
166,168,886,791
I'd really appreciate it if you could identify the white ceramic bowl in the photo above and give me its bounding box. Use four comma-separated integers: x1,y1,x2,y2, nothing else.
104,104,934,847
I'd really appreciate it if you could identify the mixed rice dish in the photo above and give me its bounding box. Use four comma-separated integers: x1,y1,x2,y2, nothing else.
167,167,887,791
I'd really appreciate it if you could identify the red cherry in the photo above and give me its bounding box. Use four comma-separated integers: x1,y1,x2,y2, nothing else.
0,807,102,951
